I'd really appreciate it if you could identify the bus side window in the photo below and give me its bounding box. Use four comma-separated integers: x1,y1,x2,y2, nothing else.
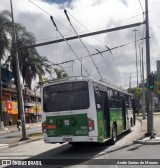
114,91,121,108
94,89,102,110
125,95,130,108
108,89,115,108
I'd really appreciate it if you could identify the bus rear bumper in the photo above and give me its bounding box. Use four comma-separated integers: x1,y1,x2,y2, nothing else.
44,136,98,143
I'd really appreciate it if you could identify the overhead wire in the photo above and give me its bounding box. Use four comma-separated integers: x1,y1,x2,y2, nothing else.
138,0,144,13
64,9,103,80
28,0,145,81
28,0,76,35
54,0,117,80
50,16,90,76
71,38,145,62
53,0,112,52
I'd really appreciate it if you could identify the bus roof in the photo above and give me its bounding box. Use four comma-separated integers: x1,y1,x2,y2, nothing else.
42,76,133,97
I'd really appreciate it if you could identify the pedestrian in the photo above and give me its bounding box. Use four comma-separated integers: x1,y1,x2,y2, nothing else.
17,120,21,131
31,117,34,124
9,119,12,127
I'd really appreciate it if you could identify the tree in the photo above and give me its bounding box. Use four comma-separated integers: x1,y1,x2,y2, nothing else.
6,24,51,89
0,10,12,129
54,68,68,79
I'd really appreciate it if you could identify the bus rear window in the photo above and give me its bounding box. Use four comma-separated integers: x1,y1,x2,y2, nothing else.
43,81,89,112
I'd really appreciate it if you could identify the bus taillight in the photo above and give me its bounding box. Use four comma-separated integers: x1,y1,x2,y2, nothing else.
42,123,46,133
88,118,94,131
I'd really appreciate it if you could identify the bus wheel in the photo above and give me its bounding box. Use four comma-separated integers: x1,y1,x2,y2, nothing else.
130,117,133,127
111,124,117,145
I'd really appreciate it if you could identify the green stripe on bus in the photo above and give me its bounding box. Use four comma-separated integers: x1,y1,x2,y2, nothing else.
46,114,88,137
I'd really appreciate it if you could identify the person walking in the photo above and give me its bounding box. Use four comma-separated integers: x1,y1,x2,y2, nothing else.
17,120,21,131
9,119,12,127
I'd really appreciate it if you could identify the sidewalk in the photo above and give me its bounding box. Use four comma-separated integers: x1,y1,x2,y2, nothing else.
0,122,41,134
134,114,160,144
0,122,42,150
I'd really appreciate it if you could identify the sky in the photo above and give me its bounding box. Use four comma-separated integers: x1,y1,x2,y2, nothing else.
0,0,159,89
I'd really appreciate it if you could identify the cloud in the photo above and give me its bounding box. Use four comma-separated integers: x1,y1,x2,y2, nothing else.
0,0,159,88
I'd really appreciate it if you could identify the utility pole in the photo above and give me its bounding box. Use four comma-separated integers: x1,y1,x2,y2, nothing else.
10,0,27,140
140,43,146,119
133,29,139,88
145,0,154,137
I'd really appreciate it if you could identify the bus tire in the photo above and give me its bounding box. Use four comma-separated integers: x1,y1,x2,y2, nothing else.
111,124,117,145
130,117,133,127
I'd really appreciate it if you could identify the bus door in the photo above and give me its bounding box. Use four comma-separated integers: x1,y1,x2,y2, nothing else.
120,96,126,130
100,91,110,138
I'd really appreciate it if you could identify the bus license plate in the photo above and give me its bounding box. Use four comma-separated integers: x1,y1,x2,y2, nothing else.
63,138,72,142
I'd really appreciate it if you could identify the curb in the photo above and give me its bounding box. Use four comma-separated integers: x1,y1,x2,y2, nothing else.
9,137,43,148
133,139,160,145
134,117,160,145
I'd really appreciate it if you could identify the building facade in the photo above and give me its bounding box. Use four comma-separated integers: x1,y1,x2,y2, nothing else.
2,86,41,126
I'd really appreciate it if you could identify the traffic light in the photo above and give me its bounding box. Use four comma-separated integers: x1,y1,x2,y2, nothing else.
148,73,155,91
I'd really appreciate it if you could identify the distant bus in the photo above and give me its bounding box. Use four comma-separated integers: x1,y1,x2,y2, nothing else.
41,77,135,145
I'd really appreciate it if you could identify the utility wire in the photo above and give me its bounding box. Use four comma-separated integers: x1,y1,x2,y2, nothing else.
53,0,119,77
50,16,90,76
138,0,144,13
64,9,103,80
28,0,76,35
95,48,117,82
53,1,110,48
71,38,145,62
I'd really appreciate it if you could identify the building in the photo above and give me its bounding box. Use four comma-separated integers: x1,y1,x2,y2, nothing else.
1,67,41,126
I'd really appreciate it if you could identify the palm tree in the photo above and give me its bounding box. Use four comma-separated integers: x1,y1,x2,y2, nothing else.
54,68,68,79
6,24,51,89
0,10,12,129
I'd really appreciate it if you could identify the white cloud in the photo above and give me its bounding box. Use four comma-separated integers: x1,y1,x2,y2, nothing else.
0,0,159,88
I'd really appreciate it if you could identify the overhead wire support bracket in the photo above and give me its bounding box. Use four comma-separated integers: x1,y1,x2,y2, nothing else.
20,21,145,50
50,16,90,76
64,9,103,80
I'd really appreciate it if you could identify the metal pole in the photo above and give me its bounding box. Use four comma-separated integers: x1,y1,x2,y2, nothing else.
133,29,139,87
0,64,4,130
20,22,145,50
35,89,38,123
141,45,146,119
81,58,83,76
10,0,27,139
145,0,154,137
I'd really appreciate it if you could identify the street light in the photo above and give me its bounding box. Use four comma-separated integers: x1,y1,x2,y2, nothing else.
133,29,139,87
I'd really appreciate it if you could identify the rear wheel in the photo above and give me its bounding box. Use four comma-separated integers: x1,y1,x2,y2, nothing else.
111,124,117,145
130,117,133,127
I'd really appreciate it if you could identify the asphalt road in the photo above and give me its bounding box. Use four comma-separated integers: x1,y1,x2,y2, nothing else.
0,138,160,168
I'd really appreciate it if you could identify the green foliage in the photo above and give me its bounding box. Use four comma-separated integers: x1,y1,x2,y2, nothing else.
54,68,68,79
130,87,142,102
1,10,51,89
153,71,160,96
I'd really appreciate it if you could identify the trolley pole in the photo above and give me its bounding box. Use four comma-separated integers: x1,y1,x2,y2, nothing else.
145,0,154,138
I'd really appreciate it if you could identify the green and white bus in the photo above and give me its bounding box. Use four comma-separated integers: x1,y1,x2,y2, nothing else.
41,77,135,145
